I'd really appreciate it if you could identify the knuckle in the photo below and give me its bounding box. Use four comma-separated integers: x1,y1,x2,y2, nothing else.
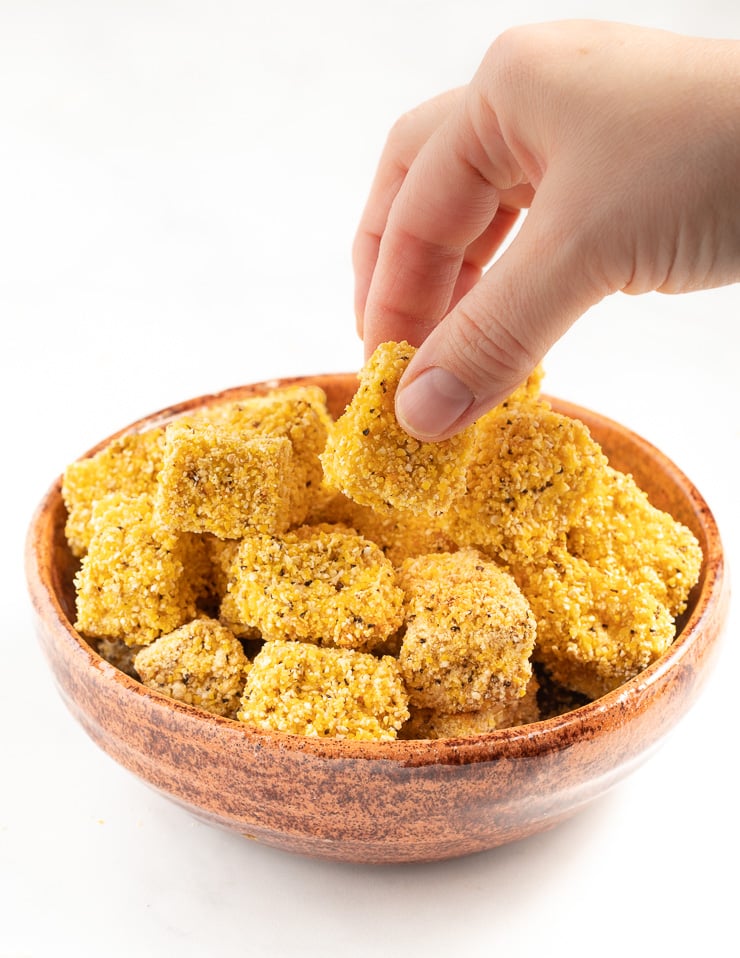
385,103,431,157
485,25,540,86
448,302,535,392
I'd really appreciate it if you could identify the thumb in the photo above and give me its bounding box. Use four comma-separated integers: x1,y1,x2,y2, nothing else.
395,203,609,440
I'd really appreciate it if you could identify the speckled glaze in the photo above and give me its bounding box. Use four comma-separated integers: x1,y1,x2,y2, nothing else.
25,374,729,864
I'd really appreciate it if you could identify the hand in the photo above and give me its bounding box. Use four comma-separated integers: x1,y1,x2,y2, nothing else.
354,21,740,439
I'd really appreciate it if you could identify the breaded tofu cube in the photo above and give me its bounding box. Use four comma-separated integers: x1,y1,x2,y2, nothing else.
399,674,540,739
448,399,608,564
306,483,458,568
398,549,537,712
504,363,546,405
195,390,329,525
220,525,404,651
74,493,199,645
202,536,262,639
516,546,676,700
62,428,166,557
567,466,702,617
265,383,334,432
320,341,475,516
203,534,241,600
155,419,294,537
237,639,409,740
134,617,250,718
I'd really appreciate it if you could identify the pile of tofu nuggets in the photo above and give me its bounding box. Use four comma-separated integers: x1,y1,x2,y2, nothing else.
62,341,702,741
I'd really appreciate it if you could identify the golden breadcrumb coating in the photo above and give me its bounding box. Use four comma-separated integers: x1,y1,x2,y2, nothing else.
320,341,475,516
398,549,537,712
399,675,540,739
62,428,166,557
203,535,240,598
134,617,250,718
567,467,703,617
220,525,404,651
74,493,199,645
62,373,704,739
194,392,328,526
155,419,293,538
447,398,608,565
266,383,334,431
516,546,676,700
237,639,409,740
306,483,458,567
507,364,546,405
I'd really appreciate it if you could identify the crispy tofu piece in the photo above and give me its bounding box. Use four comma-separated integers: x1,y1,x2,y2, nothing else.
202,535,263,639
447,398,608,564
155,420,293,537
306,483,458,567
265,383,334,431
203,535,241,599
516,546,676,700
505,363,546,405
134,617,250,718
237,639,409,740
399,674,540,739
74,493,199,645
320,341,475,516
398,549,537,712
195,390,329,525
567,467,702,617
220,525,404,651
62,428,166,557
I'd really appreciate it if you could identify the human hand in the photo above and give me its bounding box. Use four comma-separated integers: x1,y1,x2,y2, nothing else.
354,21,740,440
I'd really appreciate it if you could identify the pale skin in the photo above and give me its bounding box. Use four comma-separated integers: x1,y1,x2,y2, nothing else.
354,21,740,440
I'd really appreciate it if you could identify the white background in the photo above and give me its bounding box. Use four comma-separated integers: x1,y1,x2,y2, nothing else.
2,2,738,956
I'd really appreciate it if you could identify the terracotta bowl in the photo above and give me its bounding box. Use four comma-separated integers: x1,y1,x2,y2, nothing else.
25,373,729,864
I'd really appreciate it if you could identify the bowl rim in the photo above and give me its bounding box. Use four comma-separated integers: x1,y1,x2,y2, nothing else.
26,375,729,765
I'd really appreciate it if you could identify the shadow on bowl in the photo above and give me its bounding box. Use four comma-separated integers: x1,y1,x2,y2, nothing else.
25,373,729,864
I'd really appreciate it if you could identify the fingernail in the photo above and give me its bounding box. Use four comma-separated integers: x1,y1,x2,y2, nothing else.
396,366,474,439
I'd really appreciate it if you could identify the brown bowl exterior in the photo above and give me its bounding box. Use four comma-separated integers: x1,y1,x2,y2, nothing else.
25,374,729,864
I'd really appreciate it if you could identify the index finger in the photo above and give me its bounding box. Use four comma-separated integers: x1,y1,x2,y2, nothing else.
353,89,464,337
362,86,529,354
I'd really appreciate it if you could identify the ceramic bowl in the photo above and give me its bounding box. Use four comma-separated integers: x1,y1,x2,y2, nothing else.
25,373,729,864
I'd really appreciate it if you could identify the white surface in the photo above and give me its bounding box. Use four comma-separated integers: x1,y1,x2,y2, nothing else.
1,3,738,956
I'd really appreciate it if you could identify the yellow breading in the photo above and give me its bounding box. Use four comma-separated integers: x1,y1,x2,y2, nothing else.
506,363,546,405
62,428,166,557
194,392,328,525
266,383,335,431
447,398,608,565
61,369,705,739
201,536,262,639
515,546,676,700
183,531,221,613
134,617,250,718
74,493,199,645
155,420,294,537
306,483,458,568
567,466,703,617
399,675,540,739
220,525,404,651
237,639,409,740
398,550,537,712
204,535,241,599
320,341,476,516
